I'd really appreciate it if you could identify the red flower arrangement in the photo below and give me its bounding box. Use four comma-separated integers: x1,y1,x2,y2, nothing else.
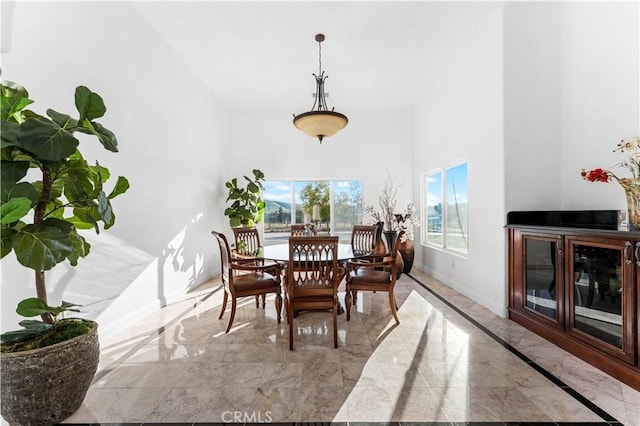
582,136,640,230
581,136,640,184
581,168,610,182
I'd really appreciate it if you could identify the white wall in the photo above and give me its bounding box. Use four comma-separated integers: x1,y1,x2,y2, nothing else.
504,3,563,212
559,2,640,210
1,1,229,342
504,1,639,214
413,6,506,316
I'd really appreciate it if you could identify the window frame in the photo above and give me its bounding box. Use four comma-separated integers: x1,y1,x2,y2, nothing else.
262,178,364,243
421,161,469,255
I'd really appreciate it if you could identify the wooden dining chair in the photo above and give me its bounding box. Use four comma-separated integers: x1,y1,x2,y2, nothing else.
345,233,401,324
290,223,317,236
285,236,341,350
232,226,262,257
212,230,283,333
350,224,380,257
231,226,278,307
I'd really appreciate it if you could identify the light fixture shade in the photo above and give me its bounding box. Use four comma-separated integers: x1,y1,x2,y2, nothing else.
293,111,348,142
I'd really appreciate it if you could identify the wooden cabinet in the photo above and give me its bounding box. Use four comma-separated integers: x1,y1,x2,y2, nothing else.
508,213,639,390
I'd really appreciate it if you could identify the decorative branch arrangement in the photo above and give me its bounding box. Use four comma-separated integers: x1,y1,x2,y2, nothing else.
364,170,420,240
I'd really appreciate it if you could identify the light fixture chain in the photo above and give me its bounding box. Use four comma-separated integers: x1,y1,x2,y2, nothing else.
318,38,322,75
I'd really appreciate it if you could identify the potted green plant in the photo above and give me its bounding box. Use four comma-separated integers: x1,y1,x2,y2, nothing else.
0,80,129,425
224,168,265,227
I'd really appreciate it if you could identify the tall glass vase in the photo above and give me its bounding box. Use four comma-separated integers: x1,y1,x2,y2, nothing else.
619,178,640,231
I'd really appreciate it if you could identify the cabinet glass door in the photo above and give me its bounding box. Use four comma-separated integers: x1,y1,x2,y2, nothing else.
567,240,632,362
524,238,559,322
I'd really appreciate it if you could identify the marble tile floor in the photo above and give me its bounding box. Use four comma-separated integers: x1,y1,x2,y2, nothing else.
61,270,640,425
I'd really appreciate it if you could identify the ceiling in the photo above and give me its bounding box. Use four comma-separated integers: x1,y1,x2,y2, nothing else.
133,1,504,111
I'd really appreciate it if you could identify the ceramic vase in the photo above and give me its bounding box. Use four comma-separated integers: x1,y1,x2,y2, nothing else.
397,231,415,273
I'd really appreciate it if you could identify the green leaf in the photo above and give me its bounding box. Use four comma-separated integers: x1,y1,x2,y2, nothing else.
1,121,20,148
18,116,79,161
1,160,29,185
68,229,90,266
12,218,73,271
97,190,112,224
108,176,130,199
66,215,96,230
75,86,105,122
15,298,80,319
46,109,79,130
253,169,265,180
1,81,29,99
1,197,32,224
1,87,33,122
2,182,39,205
16,297,52,317
92,121,118,152
72,208,100,233
1,226,15,258
0,329,41,344
247,181,259,193
19,319,53,332
103,210,116,230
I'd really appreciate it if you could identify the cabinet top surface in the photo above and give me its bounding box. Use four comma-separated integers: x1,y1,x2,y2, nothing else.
507,210,619,230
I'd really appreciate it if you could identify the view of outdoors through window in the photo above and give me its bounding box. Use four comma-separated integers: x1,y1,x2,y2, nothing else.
424,163,468,254
445,163,468,253
263,179,363,242
426,171,443,246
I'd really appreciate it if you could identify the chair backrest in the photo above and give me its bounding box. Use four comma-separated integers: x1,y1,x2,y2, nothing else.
212,230,232,287
290,224,317,236
350,225,378,257
287,236,339,297
232,226,261,256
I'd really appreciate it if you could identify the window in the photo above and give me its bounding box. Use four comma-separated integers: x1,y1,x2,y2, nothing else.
263,180,291,235
332,180,363,235
425,171,443,246
423,162,468,254
263,179,363,242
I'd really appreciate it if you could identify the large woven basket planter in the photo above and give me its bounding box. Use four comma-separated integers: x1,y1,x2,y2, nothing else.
1,320,99,425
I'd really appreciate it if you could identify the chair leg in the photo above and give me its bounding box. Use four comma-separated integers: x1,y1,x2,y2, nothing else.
275,293,282,323
255,295,260,308
353,290,358,303
288,302,294,351
284,296,290,324
389,291,400,324
225,297,237,333
261,294,266,309
345,289,352,321
219,292,228,320
333,302,338,348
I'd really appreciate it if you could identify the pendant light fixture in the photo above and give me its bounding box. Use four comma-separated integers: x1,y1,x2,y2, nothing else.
293,33,348,144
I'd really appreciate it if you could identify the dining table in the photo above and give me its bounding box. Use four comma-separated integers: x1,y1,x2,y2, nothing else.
257,242,367,263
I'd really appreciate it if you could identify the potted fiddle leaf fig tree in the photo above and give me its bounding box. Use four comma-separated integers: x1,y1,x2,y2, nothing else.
0,80,129,425
224,168,265,227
